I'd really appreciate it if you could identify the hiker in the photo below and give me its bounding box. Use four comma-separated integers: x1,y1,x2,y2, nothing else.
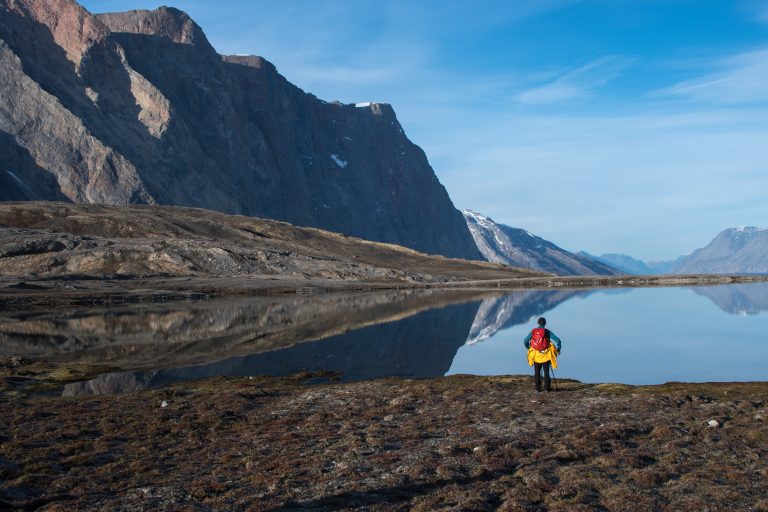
523,317,562,392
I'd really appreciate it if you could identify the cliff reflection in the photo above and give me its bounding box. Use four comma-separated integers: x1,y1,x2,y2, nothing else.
59,288,599,395
0,289,494,371
63,300,481,395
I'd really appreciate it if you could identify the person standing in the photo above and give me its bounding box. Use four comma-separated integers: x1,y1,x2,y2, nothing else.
523,317,562,392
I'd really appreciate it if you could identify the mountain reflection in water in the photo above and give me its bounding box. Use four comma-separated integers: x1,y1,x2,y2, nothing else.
3,283,767,395
466,290,591,345
0,289,493,369
63,300,480,395
691,283,768,316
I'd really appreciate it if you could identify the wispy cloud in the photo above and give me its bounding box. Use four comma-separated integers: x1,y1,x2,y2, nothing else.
432,106,768,259
744,0,768,24
660,48,768,105
514,56,633,105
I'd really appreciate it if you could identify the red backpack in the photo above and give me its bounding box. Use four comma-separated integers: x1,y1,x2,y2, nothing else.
530,327,549,351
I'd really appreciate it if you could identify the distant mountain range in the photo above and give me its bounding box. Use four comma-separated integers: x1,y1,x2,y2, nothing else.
0,0,480,260
674,227,768,274
579,252,684,275
462,210,619,276
584,227,768,275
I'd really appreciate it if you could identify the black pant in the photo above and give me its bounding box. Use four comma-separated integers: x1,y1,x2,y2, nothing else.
534,362,551,391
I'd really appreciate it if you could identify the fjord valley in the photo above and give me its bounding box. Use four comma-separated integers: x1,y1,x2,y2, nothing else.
587,227,768,276
2,0,768,511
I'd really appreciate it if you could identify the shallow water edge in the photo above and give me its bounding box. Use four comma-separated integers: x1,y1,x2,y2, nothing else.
1,272,766,310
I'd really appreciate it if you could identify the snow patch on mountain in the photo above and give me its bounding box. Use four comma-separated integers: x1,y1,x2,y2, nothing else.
330,153,348,169
461,210,619,276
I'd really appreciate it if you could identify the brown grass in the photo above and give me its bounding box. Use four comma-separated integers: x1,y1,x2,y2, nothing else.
1,372,766,510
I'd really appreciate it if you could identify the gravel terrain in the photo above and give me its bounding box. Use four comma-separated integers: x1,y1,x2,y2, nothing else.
1,361,766,511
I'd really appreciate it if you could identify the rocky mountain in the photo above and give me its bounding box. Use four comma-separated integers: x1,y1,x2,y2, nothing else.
0,0,480,259
673,227,768,274
587,227,768,275
0,202,544,282
579,227,768,275
462,210,619,276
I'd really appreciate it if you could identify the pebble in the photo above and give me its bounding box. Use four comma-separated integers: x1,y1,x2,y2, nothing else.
161,400,168,408
755,414,764,422
707,419,719,428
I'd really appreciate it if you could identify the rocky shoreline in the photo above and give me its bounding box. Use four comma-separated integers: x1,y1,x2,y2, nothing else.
2,273,767,311
2,202,767,510
1,363,766,511
1,202,767,311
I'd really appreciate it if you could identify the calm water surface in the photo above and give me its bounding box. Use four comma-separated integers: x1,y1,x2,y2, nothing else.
2,283,766,393
449,283,768,384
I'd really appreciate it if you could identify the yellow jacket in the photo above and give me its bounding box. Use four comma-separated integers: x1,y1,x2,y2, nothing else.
527,342,558,368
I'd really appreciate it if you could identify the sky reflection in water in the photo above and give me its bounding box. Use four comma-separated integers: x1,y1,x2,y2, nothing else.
4,283,766,394
449,283,768,384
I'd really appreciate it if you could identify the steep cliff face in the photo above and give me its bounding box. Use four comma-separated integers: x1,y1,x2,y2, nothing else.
0,0,481,259
462,210,619,276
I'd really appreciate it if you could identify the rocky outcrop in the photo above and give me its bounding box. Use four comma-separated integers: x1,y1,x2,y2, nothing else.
462,210,619,276
0,0,480,259
0,202,542,281
673,227,768,274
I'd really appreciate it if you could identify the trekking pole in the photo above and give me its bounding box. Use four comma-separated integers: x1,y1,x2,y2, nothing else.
550,366,558,391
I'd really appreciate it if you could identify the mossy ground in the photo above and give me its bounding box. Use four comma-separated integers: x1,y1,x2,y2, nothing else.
1,364,766,511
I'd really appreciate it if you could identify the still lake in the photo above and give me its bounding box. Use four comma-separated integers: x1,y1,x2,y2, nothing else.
449,283,767,384
2,283,766,393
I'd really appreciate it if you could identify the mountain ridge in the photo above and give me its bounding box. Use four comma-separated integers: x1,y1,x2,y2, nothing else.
673,226,768,274
583,226,767,275
462,210,620,276
0,0,481,259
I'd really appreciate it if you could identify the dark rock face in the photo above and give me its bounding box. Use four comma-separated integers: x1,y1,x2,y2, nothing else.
673,227,768,274
0,0,480,259
462,210,619,276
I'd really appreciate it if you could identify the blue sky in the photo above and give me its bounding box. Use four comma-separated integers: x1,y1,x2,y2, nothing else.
81,0,768,260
